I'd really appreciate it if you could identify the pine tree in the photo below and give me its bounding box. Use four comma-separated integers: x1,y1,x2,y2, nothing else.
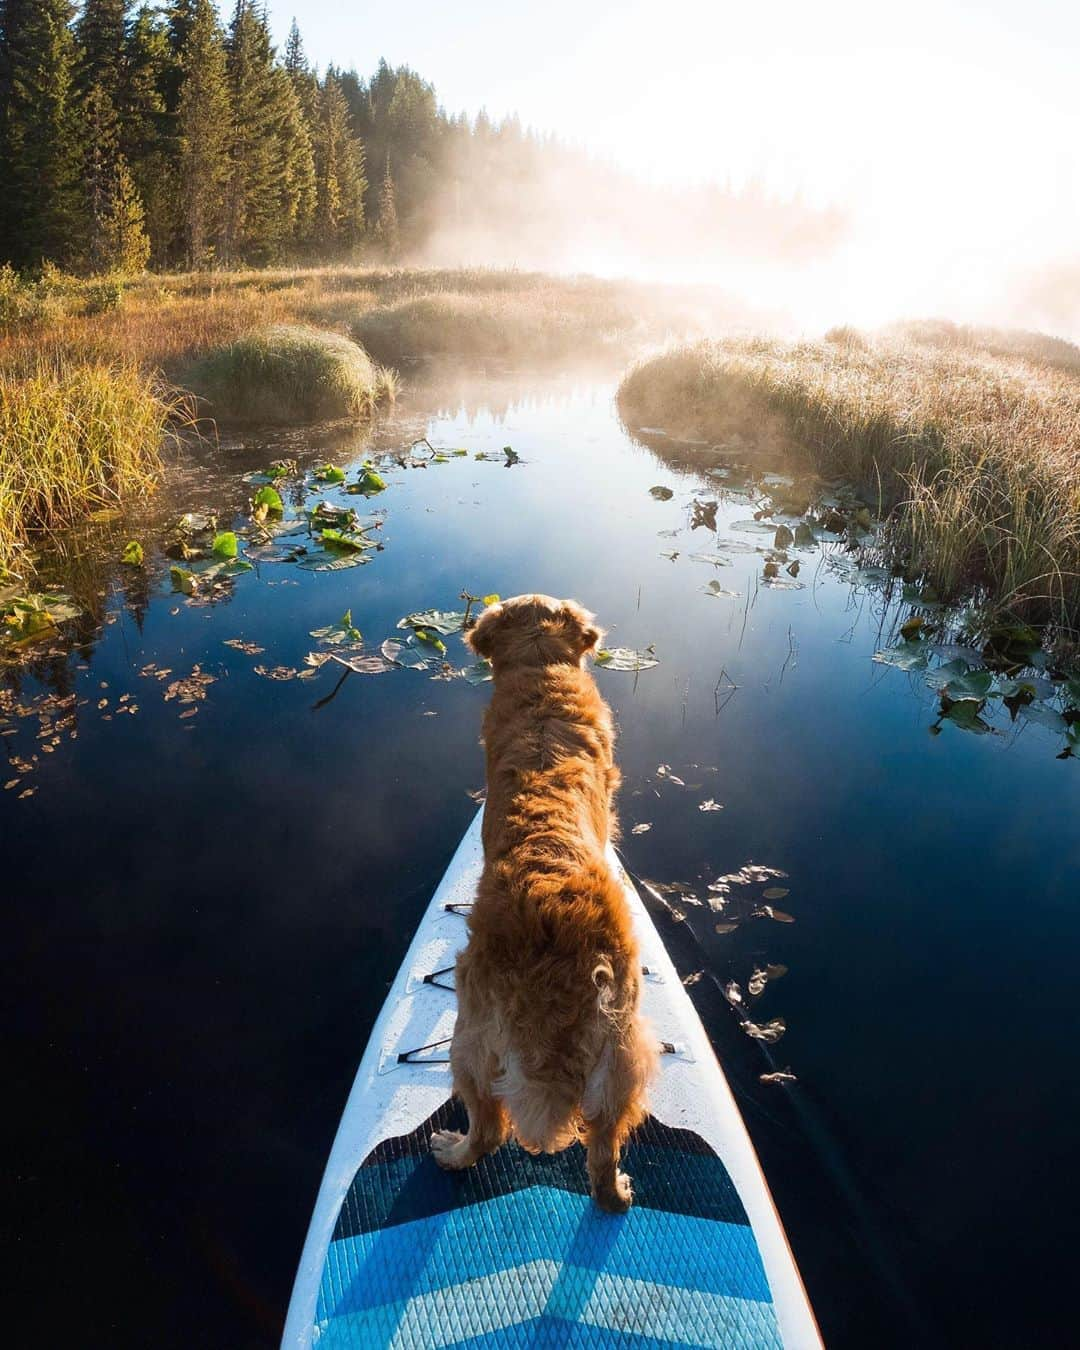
313,72,365,253
279,71,316,251
222,0,297,263
175,0,228,266
0,0,81,267
283,17,316,125
101,157,151,272
74,0,129,105
119,5,171,260
376,155,399,257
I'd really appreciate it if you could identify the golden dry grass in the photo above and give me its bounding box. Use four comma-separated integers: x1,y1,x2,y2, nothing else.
0,363,184,571
618,337,1080,627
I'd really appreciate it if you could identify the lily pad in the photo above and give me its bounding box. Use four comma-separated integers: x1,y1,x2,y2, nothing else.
1020,704,1068,734
381,635,440,671
397,609,467,635
252,485,284,515
2,591,82,646
170,565,198,595
297,549,372,572
319,528,373,554
873,642,930,671
461,660,493,685
649,486,674,501
347,465,387,496
703,580,740,598
928,663,993,701
730,519,778,534
211,531,239,560
120,540,144,567
689,553,733,568
178,511,214,534
314,464,346,484
594,647,659,672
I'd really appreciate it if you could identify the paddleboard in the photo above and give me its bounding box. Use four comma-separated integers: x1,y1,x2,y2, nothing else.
284,807,821,1348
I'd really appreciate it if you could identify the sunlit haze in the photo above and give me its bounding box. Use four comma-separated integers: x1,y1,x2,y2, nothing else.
265,0,1080,335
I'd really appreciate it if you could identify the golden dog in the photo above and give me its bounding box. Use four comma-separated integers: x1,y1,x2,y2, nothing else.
430,594,656,1211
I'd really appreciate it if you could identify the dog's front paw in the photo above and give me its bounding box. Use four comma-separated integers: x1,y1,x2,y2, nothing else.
431,1128,473,1170
593,1170,633,1214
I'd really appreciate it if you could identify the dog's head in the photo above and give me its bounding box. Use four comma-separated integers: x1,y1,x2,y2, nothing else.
466,594,602,670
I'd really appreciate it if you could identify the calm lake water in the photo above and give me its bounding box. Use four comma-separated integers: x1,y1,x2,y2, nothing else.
6,367,1079,1348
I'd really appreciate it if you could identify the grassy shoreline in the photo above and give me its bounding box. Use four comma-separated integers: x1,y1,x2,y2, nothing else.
618,337,1080,630
0,265,726,569
0,363,182,572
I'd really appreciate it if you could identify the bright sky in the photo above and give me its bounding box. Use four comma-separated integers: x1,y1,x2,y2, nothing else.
264,0,1080,330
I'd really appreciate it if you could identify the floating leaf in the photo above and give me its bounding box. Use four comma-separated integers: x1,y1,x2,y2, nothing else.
649,485,674,501
120,540,144,566
714,920,740,935
310,609,362,645
314,463,346,484
793,522,816,547
211,531,238,560
698,798,723,812
461,659,493,685
178,511,214,533
319,527,371,553
252,485,284,515
744,1019,786,1043
398,609,467,635
381,636,439,671
308,500,357,528
723,981,743,1006
730,519,777,534
900,615,924,641
690,553,734,568
297,549,371,572
170,565,197,595
773,525,794,549
660,549,680,561
702,580,739,598
762,886,789,900
998,676,1056,702
1020,704,1068,734
594,646,659,672
760,1069,797,1084
939,699,992,735
755,904,795,923
414,628,447,655
631,822,652,834
348,465,386,496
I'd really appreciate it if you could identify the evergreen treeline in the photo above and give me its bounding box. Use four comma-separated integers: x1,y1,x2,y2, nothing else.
0,1,459,271
0,1,847,275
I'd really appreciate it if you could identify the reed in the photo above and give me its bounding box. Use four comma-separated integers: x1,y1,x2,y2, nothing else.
618,337,1080,628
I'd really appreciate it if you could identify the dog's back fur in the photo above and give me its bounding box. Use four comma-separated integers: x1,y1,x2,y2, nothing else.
430,595,656,1211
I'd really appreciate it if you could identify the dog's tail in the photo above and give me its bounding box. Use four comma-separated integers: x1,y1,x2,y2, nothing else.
485,857,657,1154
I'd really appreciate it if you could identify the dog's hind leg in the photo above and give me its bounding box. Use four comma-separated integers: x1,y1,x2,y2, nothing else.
582,1015,656,1212
431,1007,510,1170
431,1065,509,1170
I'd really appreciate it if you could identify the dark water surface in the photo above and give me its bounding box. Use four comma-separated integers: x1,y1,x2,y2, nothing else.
6,369,1079,1348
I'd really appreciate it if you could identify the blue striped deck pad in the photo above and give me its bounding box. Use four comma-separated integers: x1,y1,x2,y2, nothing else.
313,1101,782,1349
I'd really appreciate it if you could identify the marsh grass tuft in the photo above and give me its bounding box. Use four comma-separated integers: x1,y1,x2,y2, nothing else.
0,363,180,570
185,324,396,424
618,338,1080,629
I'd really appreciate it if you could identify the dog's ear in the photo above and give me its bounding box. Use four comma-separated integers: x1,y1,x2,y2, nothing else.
562,602,603,657
465,602,504,659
